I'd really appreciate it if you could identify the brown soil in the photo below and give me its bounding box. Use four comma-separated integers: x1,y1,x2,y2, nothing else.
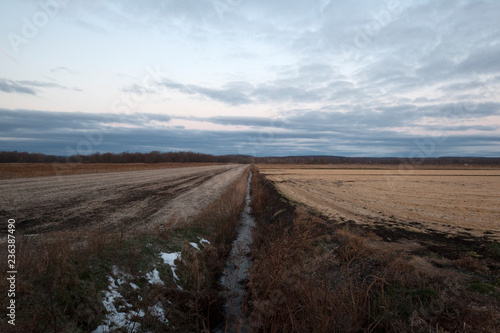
259,165,500,241
0,162,222,180
0,164,247,235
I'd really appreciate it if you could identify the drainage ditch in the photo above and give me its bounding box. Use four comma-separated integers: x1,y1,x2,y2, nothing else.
216,171,255,332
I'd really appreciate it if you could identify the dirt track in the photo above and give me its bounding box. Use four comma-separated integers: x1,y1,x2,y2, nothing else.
260,166,500,240
0,164,247,235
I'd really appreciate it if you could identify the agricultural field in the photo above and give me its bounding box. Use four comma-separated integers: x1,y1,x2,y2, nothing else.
259,165,500,241
0,164,246,236
0,162,222,180
248,166,500,332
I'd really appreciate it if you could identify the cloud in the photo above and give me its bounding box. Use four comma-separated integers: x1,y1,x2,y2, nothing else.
1,1,500,157
0,79,36,95
122,84,157,95
0,109,243,155
156,62,343,106
0,78,71,95
159,79,252,105
0,109,171,134
1,108,498,157
457,46,500,75
206,116,281,128
51,67,76,74
17,80,67,89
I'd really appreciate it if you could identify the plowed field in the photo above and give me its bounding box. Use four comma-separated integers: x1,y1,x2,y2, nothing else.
260,165,500,240
0,164,247,235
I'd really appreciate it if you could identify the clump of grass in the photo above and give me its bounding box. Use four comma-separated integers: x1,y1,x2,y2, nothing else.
335,228,369,261
456,256,490,274
468,281,497,295
382,285,439,319
486,242,500,256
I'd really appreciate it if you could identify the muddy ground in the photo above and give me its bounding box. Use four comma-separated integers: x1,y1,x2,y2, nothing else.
260,165,500,241
0,164,247,235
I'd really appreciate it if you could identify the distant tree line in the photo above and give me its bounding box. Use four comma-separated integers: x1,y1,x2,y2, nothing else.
1,151,499,165
0,151,252,164
0,151,66,163
253,155,500,165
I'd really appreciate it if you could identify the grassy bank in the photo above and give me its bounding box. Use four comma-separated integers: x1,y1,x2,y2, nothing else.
246,167,500,332
0,166,250,332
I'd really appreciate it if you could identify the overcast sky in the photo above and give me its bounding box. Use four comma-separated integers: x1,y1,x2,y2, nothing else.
1,0,499,157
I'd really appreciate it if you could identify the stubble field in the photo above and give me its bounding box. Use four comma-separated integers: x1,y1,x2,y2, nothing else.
259,164,500,240
0,162,222,180
0,164,247,236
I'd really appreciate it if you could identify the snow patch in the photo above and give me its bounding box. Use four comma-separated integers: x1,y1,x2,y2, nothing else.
190,242,200,250
160,252,181,282
149,301,168,323
160,252,180,266
94,264,174,332
199,238,210,245
146,268,164,285
92,275,140,333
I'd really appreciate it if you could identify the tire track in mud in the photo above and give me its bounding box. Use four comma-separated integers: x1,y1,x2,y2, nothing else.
25,173,213,233
0,165,247,235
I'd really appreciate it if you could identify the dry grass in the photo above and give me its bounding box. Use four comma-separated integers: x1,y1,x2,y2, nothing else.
148,165,250,331
246,168,500,332
258,163,500,170
0,231,112,332
455,256,490,274
0,162,222,180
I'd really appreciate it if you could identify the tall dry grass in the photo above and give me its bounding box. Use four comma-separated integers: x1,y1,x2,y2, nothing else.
0,231,112,332
171,166,250,330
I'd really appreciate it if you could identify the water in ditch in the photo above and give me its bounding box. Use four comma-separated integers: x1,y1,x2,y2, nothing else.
216,171,255,333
